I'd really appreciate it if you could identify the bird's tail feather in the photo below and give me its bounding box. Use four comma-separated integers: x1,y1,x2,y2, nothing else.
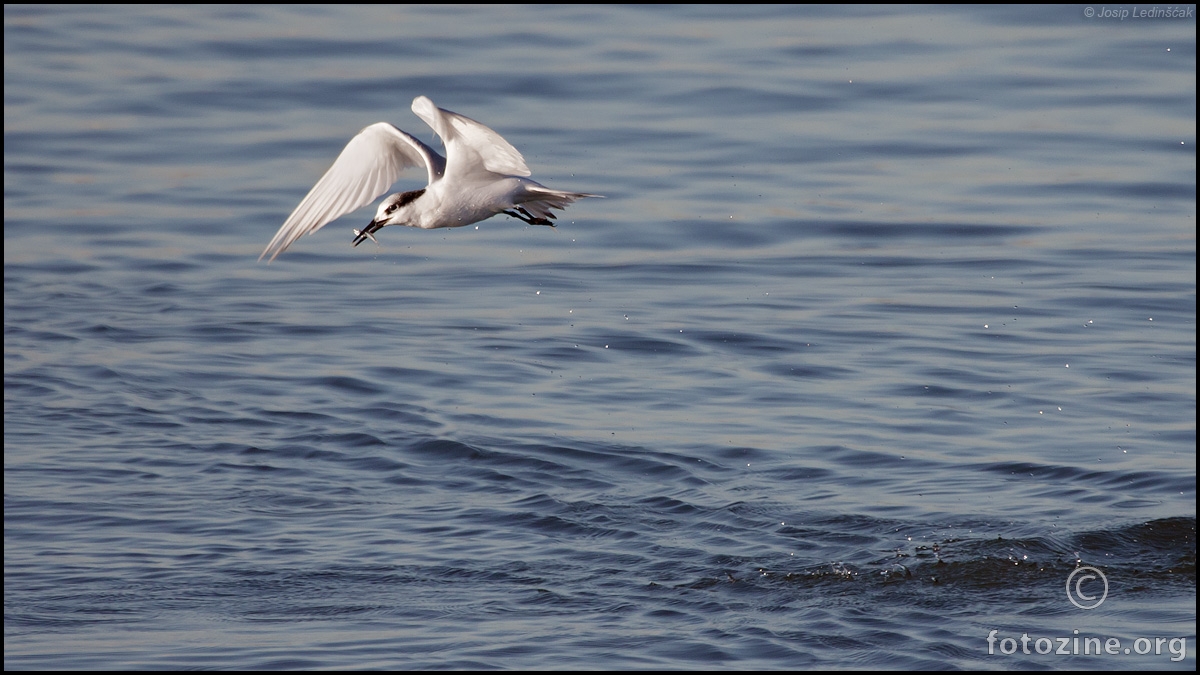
516,185,603,220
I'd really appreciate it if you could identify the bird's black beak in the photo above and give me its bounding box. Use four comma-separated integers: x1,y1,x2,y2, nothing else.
352,220,384,247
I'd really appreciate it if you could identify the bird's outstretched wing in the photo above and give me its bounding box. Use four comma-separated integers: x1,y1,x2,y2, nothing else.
411,96,530,180
260,122,446,262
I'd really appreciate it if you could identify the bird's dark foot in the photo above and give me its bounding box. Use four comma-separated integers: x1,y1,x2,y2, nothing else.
504,207,557,227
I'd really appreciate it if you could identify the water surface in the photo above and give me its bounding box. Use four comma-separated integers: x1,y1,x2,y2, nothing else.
5,5,1195,669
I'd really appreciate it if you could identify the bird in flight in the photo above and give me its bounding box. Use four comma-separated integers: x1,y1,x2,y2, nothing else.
261,96,600,262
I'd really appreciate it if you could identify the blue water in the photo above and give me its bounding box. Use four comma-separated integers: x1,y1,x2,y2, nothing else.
4,5,1195,669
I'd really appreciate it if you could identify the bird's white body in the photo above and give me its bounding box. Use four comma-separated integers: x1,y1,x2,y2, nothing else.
408,175,537,230
260,96,599,262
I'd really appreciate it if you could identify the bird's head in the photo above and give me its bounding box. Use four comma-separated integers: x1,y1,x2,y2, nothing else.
369,188,426,229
